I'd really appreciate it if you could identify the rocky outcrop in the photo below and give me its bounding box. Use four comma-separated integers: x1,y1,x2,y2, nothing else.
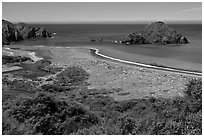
2,19,20,45
125,33,146,44
2,19,52,45
123,21,189,45
15,22,52,39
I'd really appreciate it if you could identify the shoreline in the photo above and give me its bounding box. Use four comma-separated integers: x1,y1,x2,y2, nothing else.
3,45,197,100
95,45,202,72
6,42,202,72
61,45,201,77
54,44,201,73
3,45,202,77
89,48,202,77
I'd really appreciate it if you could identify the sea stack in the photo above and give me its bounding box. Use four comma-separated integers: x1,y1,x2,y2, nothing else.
123,21,189,45
2,19,52,45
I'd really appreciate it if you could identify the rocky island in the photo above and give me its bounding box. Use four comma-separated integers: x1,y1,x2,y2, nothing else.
114,21,188,45
2,19,52,45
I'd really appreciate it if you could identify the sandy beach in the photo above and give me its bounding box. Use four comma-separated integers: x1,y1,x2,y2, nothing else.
3,45,199,101
50,46,197,101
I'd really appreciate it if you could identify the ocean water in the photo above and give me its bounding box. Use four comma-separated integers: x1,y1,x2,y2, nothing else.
14,23,202,71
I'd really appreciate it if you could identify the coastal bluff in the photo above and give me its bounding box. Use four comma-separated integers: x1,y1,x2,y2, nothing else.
2,19,52,45
117,21,189,45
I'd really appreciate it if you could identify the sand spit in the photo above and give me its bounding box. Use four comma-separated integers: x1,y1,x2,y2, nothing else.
90,48,202,77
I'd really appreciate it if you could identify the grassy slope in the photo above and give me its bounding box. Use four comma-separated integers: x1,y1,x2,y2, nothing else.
2,65,202,135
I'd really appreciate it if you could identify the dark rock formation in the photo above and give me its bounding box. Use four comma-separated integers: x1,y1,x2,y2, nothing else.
2,19,52,45
123,21,189,45
2,19,21,45
125,33,146,44
15,22,52,39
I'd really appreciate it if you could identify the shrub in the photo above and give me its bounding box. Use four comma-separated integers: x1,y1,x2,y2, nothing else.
3,77,202,135
120,117,137,134
41,84,72,92
72,124,121,135
40,66,89,93
7,93,99,135
184,78,202,101
56,66,89,86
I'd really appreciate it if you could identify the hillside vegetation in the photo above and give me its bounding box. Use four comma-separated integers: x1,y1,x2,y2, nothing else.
2,66,202,135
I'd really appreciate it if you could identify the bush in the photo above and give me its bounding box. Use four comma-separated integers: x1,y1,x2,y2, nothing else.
41,84,72,92
184,78,202,101
73,124,121,135
56,66,89,86
120,116,137,134
6,93,99,135
40,66,89,93
3,77,202,135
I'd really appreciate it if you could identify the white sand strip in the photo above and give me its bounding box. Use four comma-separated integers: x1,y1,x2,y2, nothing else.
90,48,202,77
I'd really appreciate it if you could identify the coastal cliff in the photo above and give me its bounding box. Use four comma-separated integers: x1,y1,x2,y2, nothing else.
121,21,188,45
2,19,52,45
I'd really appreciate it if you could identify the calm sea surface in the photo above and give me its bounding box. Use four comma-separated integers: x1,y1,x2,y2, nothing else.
14,24,202,71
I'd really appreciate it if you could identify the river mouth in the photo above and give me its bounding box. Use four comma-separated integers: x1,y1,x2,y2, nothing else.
3,59,56,80
2,46,58,79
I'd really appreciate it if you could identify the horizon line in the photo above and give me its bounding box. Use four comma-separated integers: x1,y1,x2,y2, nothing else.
3,18,202,24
